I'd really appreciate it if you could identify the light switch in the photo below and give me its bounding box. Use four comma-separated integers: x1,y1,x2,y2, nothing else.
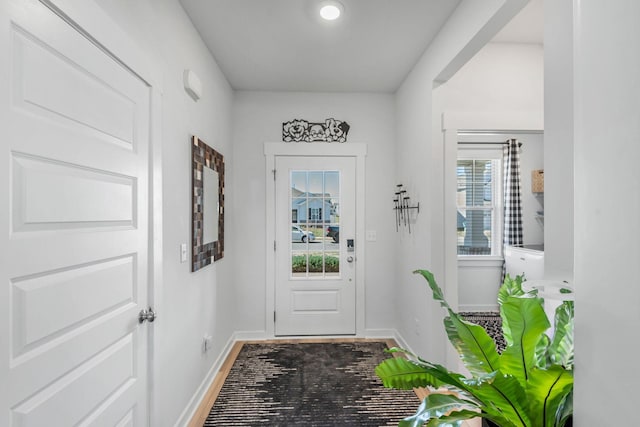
366,230,377,242
180,243,188,262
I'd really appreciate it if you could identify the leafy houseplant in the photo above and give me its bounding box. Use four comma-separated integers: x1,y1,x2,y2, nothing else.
376,270,574,427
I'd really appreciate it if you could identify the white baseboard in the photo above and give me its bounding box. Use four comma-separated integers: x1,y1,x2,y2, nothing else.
233,330,270,341
389,330,414,354
236,329,408,342
173,333,237,427
363,328,396,339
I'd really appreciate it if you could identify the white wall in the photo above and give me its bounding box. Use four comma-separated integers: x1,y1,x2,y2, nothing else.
544,0,574,283
573,1,640,424
433,42,544,311
92,1,235,425
435,43,545,249
519,133,545,246
457,260,503,311
394,0,529,362
436,43,544,115
232,91,397,335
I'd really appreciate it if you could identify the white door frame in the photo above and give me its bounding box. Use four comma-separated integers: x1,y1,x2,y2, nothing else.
40,1,164,423
441,111,543,368
264,142,367,337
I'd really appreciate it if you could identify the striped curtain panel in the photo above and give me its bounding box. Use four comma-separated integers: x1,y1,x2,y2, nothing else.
502,139,523,280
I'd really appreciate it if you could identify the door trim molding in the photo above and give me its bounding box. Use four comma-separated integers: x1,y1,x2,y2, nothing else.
264,142,367,337
265,142,367,157
41,0,161,90
441,111,543,369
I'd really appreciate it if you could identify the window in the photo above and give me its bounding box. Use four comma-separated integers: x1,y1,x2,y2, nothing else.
309,207,322,222
290,170,340,278
457,145,503,256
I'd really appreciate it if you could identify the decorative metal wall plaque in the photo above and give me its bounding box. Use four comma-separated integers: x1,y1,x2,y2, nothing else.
282,118,350,142
394,184,419,233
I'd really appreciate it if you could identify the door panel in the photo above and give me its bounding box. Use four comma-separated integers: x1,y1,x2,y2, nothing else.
12,15,139,148
0,1,150,425
11,336,135,426
11,256,134,356
12,153,135,231
275,156,356,335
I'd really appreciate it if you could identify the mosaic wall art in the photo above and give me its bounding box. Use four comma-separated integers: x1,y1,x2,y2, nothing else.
192,136,224,271
282,118,350,142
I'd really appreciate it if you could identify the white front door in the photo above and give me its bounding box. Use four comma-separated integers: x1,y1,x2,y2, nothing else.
275,156,356,335
0,1,152,425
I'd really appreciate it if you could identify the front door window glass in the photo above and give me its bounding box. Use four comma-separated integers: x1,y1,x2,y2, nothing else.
290,170,340,278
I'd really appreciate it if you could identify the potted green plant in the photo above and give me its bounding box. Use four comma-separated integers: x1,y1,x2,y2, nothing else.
376,270,573,427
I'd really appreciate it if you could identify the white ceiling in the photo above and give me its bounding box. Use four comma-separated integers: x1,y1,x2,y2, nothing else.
179,0,543,93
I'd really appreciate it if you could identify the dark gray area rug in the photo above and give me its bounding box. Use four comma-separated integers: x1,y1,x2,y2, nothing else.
203,341,419,426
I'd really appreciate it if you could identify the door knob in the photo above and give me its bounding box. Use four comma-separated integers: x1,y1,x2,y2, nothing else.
138,307,157,323
346,256,354,263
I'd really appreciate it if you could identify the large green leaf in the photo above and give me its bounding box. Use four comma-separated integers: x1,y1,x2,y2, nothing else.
548,301,574,368
414,269,452,310
534,333,551,369
422,410,485,427
499,295,550,384
463,373,530,427
396,393,479,427
376,357,441,390
414,269,501,376
526,367,573,427
444,313,502,376
497,274,527,305
555,390,573,427
375,357,469,392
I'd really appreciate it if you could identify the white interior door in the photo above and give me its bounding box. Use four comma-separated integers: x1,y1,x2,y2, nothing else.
275,156,356,335
0,1,152,425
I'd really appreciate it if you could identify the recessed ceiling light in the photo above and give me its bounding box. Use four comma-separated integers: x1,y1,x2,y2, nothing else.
319,1,343,21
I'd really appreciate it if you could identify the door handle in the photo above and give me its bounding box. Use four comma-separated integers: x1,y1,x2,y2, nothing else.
346,256,354,263
139,307,157,323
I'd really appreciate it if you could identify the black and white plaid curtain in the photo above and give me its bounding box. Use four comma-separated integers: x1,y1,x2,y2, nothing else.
502,139,523,279
503,139,523,246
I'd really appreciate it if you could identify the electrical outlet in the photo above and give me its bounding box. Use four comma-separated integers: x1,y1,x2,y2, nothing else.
366,230,377,242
